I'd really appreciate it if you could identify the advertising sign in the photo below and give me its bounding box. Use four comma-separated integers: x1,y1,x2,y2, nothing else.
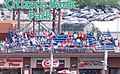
0,58,23,68
36,59,65,68
42,59,59,68
78,58,103,67
5,0,75,20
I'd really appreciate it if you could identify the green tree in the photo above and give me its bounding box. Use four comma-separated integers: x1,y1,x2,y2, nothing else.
91,24,98,33
73,0,120,8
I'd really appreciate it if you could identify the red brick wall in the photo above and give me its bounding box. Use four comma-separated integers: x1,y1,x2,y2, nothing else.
22,57,31,74
70,57,78,70
108,57,120,67
0,33,8,41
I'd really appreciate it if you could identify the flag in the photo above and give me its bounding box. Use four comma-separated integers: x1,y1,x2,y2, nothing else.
107,30,112,37
8,28,13,43
107,29,115,45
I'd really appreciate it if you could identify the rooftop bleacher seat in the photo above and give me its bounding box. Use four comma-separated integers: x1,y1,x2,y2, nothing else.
14,48,23,53
86,34,95,46
34,36,46,38
54,38,66,40
55,35,67,38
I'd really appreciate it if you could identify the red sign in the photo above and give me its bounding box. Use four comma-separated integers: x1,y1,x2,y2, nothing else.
6,59,22,67
9,63,20,66
7,59,22,62
0,58,23,67
79,61,102,67
42,59,59,68
0,62,5,66
0,58,6,66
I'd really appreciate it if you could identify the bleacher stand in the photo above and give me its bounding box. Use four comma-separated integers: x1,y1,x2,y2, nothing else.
0,30,117,53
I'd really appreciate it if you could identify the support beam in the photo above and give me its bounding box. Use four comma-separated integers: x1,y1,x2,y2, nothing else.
17,9,20,31
38,1,40,32
20,20,32,31
13,9,15,20
33,18,35,32
58,8,61,33
52,8,56,32
38,22,40,32
17,20,58,22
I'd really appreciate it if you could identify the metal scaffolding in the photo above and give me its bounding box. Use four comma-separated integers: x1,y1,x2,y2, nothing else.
12,3,61,33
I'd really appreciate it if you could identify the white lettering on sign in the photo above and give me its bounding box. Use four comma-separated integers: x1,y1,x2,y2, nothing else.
42,59,59,68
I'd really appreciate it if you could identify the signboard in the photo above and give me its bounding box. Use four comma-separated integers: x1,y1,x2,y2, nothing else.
5,0,75,20
78,58,103,67
36,59,65,68
42,59,59,68
0,58,23,68
71,64,77,68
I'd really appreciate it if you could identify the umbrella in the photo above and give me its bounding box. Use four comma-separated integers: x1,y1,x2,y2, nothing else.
58,69,71,74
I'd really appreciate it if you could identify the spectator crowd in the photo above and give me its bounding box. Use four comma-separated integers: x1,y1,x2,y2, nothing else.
0,30,118,53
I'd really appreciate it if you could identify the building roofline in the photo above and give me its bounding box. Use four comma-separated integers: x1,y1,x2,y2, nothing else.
0,52,119,58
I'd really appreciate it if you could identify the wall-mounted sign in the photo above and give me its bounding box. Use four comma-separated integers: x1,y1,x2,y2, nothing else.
0,58,23,68
71,64,77,68
79,60,102,67
78,58,103,67
36,59,65,68
42,59,59,68
24,64,30,68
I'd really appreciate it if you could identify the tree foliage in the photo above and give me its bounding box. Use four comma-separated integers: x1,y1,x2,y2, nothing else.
91,24,99,33
73,0,120,8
